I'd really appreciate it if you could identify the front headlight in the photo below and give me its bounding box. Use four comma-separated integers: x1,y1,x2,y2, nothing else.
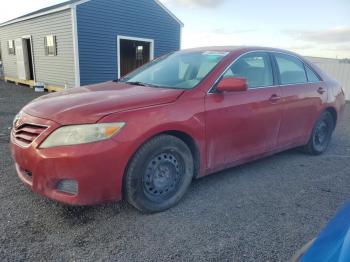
40,122,125,149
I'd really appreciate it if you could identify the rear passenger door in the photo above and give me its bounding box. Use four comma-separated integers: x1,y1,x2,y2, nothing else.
273,53,327,148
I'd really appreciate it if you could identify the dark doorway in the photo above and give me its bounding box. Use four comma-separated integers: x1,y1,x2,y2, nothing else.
24,38,34,81
119,39,151,77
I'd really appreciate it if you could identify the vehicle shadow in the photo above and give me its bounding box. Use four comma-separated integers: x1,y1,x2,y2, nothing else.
52,147,305,224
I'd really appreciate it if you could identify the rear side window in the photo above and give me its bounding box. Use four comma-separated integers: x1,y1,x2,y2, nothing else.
275,53,307,85
223,52,273,88
305,66,321,82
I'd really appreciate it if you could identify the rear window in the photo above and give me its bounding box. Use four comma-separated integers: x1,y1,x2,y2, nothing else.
275,53,307,85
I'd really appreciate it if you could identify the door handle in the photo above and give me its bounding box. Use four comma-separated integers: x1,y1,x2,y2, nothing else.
317,87,326,95
269,94,281,103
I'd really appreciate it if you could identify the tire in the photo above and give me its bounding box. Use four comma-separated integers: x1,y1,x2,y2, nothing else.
302,111,334,155
124,135,194,213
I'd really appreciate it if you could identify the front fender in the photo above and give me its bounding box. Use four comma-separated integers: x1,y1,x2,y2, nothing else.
98,94,206,177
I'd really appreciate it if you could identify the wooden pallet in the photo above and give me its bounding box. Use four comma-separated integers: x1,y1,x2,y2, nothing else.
45,85,65,92
4,76,35,88
4,76,65,92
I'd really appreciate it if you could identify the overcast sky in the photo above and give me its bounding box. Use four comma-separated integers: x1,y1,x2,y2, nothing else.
1,0,349,58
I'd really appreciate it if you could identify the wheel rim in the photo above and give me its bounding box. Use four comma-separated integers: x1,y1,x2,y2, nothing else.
314,118,331,150
143,152,183,200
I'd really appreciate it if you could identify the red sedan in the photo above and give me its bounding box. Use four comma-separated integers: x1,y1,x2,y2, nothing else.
11,47,346,213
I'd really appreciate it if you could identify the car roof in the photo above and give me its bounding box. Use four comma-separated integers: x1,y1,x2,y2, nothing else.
181,46,331,82
182,46,299,55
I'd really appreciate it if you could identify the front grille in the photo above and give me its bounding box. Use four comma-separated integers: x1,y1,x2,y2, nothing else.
13,123,47,146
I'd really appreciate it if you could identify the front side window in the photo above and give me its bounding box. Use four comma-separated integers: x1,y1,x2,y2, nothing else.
223,52,273,88
275,53,307,85
8,40,15,55
121,51,228,89
44,35,57,56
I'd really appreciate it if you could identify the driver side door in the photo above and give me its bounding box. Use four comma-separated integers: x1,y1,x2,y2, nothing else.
205,52,282,173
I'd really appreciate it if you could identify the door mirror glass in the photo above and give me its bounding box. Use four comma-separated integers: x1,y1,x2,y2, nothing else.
216,77,248,92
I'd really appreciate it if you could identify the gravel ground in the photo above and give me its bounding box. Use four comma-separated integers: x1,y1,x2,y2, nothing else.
0,81,349,262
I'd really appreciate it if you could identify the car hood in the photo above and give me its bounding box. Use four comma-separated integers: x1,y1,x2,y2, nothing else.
23,81,185,124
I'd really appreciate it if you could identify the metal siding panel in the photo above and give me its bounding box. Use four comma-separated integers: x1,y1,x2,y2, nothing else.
77,0,181,85
0,10,75,88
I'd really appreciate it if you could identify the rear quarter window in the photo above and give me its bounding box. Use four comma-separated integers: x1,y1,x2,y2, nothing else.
305,66,321,82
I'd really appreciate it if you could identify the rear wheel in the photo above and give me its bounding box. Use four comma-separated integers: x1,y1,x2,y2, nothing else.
302,111,334,155
124,135,194,213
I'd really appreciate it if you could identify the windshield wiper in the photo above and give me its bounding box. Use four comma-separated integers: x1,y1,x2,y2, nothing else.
126,81,148,86
125,81,162,88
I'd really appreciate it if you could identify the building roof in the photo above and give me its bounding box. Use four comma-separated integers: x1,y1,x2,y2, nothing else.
5,1,80,24
0,0,81,26
0,0,183,27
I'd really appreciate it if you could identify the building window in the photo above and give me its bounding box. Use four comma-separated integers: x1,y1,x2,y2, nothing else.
8,40,15,55
44,35,57,56
136,45,144,61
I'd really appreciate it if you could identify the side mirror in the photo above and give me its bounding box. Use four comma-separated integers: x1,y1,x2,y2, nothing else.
216,77,248,92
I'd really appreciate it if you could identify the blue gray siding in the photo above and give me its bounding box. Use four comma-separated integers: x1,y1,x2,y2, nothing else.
77,0,181,85
0,10,76,88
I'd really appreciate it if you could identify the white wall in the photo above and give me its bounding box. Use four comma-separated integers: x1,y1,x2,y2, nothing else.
307,57,350,101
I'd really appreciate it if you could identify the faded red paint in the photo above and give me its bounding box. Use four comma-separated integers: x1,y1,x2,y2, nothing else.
10,47,346,205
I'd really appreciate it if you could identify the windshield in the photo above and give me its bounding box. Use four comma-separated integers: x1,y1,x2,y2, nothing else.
120,51,229,89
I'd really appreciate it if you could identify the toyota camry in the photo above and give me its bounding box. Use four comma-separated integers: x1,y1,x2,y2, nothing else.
11,47,346,213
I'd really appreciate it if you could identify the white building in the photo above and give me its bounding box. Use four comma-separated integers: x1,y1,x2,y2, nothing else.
307,57,350,101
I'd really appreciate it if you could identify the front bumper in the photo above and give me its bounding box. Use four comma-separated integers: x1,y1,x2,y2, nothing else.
10,113,129,205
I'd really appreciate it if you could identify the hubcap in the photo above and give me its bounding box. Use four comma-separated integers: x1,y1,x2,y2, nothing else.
315,121,328,145
143,152,182,199
314,119,330,150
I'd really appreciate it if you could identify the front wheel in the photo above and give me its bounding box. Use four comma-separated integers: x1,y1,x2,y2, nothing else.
302,111,334,155
124,135,194,213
